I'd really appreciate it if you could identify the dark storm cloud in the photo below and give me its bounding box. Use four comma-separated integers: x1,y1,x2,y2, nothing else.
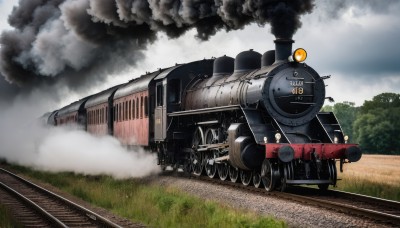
0,0,315,94
310,0,400,77
316,0,398,19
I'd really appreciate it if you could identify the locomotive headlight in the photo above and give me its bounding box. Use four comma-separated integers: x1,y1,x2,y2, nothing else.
275,133,282,143
292,48,307,63
334,136,339,144
344,135,349,144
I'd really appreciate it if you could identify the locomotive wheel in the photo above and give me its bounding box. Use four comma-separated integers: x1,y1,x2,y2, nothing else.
190,151,203,176
252,170,262,188
191,127,204,176
217,162,229,181
204,129,218,178
229,166,239,183
205,150,217,178
261,159,277,192
240,170,252,186
318,159,336,190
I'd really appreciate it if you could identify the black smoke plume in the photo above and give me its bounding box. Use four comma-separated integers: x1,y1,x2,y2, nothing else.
0,0,314,91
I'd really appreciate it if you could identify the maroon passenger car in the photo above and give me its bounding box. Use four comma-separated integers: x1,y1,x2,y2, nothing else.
85,85,122,136
112,74,155,146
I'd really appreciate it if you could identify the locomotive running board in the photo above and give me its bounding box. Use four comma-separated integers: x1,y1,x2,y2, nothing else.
168,105,240,117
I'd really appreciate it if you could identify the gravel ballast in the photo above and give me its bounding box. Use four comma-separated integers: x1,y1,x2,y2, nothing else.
152,174,394,228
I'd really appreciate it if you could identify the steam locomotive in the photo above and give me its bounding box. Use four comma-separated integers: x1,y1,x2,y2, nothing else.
45,39,362,191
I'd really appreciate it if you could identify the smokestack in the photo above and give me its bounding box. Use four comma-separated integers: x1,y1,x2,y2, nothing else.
274,38,294,63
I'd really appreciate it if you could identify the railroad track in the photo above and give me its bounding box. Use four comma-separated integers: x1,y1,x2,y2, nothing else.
0,168,124,227
285,186,400,226
174,172,400,226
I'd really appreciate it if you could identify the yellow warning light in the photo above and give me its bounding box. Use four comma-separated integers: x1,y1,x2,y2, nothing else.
293,48,307,63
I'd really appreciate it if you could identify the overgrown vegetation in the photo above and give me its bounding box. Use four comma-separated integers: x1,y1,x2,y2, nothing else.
322,92,400,155
0,204,21,228
9,165,285,228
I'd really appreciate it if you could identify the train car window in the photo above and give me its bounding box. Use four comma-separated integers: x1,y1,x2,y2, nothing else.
117,103,121,122
118,103,120,121
106,107,108,123
122,102,125,121
136,97,139,119
129,100,132,120
125,101,128,121
122,102,124,121
116,104,119,122
168,79,181,103
114,105,116,122
140,96,143,118
121,103,123,121
156,84,163,106
102,108,104,124
119,103,122,122
145,96,148,117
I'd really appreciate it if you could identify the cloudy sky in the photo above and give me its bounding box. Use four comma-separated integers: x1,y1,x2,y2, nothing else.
0,0,399,110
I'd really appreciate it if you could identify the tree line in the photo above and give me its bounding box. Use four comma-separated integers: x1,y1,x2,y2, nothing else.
322,93,400,155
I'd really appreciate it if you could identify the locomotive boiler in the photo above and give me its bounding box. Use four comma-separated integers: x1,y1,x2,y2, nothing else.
50,38,362,192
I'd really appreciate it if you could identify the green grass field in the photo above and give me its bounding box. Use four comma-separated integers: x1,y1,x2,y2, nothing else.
3,165,285,228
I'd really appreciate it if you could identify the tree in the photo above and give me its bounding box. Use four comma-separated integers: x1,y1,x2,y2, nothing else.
332,102,357,141
353,108,400,154
322,102,357,142
354,96,400,154
361,93,400,113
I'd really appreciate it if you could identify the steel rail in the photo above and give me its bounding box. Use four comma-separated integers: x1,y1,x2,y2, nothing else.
0,181,67,227
0,168,123,228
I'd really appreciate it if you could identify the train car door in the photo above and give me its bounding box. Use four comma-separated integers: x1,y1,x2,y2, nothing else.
154,80,167,141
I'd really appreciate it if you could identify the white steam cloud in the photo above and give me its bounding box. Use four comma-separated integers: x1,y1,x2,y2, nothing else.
0,92,160,178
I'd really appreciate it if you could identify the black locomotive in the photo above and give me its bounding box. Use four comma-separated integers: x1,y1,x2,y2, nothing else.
48,38,362,191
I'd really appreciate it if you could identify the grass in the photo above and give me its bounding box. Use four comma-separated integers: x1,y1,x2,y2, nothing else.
7,165,285,228
335,154,400,201
0,204,22,228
